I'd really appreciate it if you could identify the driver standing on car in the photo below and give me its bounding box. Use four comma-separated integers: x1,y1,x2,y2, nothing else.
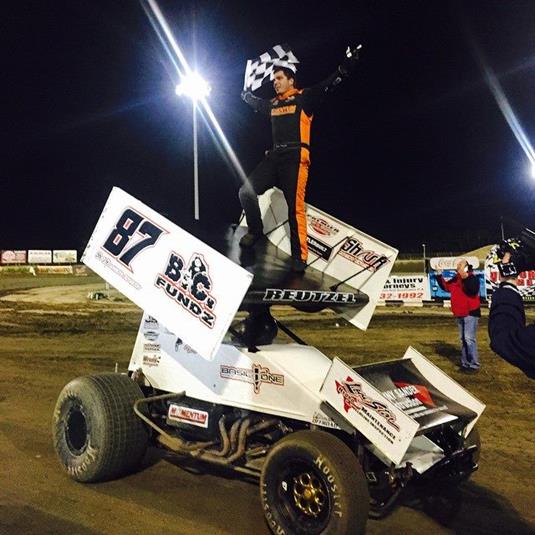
239,48,359,272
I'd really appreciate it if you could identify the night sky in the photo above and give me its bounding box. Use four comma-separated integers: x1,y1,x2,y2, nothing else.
3,1,535,254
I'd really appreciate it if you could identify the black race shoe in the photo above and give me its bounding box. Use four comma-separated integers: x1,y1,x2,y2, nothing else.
239,232,262,247
291,259,307,273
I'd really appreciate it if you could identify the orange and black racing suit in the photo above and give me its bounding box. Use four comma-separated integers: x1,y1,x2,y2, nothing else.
239,68,347,266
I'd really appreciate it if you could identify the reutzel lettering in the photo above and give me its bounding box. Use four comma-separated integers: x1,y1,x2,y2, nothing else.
155,252,217,328
264,288,359,303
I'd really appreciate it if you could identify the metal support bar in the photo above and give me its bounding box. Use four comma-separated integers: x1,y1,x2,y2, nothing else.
275,319,307,345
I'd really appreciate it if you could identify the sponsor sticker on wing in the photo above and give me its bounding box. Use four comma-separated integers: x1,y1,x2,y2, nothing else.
321,358,419,465
82,187,253,359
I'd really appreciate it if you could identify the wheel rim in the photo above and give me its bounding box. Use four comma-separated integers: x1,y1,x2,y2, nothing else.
65,405,88,455
293,471,327,517
275,460,331,534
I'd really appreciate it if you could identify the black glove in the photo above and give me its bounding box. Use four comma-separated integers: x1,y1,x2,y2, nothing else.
338,45,362,77
241,90,252,102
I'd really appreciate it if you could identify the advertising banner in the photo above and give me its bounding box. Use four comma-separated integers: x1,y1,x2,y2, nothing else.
321,357,419,465
380,275,430,302
28,250,52,264
428,270,486,300
35,265,74,275
242,188,398,330
485,244,535,301
0,250,27,264
82,187,253,359
53,250,78,264
430,256,480,270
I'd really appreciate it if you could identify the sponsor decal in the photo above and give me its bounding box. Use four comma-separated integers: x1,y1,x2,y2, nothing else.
339,238,389,272
307,215,340,237
143,315,159,329
382,382,449,419
143,330,159,342
271,104,296,116
263,288,360,304
142,354,161,367
155,252,217,328
168,404,209,428
335,376,400,432
95,250,142,290
307,236,333,261
311,411,340,430
143,343,160,352
174,338,197,354
220,363,284,394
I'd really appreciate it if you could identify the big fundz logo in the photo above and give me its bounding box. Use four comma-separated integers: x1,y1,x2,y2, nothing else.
155,252,217,328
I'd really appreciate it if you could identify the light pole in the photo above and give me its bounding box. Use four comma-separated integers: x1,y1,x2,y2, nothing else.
176,72,211,221
422,243,426,273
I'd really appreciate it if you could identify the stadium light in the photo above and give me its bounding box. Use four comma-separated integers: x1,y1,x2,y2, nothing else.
175,73,211,221
530,162,535,180
142,0,249,223
175,72,211,101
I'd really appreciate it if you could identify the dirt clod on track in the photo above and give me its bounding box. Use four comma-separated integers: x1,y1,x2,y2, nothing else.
1,276,534,535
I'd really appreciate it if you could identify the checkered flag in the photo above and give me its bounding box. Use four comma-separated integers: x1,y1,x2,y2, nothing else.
243,44,299,92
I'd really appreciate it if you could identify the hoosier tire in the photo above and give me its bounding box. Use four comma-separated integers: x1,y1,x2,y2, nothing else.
260,430,369,535
52,373,149,483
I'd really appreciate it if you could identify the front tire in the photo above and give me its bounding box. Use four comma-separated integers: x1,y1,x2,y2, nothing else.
52,373,149,483
260,430,369,535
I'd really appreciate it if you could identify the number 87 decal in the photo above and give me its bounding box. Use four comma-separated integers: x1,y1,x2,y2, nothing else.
103,208,166,268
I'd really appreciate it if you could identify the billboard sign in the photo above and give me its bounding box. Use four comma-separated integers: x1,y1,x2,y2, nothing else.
380,275,430,302
53,250,78,264
28,250,52,264
0,250,27,264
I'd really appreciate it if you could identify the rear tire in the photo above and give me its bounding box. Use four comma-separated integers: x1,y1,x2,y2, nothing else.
52,373,149,482
260,430,369,535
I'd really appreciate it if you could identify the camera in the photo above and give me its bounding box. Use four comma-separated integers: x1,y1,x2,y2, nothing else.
495,228,535,277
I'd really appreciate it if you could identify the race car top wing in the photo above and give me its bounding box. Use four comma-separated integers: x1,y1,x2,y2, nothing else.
240,188,398,329
82,187,253,360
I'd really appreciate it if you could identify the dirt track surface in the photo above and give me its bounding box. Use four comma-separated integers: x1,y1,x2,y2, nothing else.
1,281,535,535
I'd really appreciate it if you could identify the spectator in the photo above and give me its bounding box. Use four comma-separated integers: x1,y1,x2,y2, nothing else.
436,259,481,372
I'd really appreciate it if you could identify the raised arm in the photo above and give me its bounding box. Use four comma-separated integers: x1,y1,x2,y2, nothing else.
303,46,361,112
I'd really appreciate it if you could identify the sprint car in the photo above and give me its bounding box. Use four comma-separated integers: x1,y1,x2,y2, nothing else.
53,188,484,535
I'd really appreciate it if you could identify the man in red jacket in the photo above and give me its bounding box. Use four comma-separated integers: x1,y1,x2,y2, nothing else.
437,259,481,372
